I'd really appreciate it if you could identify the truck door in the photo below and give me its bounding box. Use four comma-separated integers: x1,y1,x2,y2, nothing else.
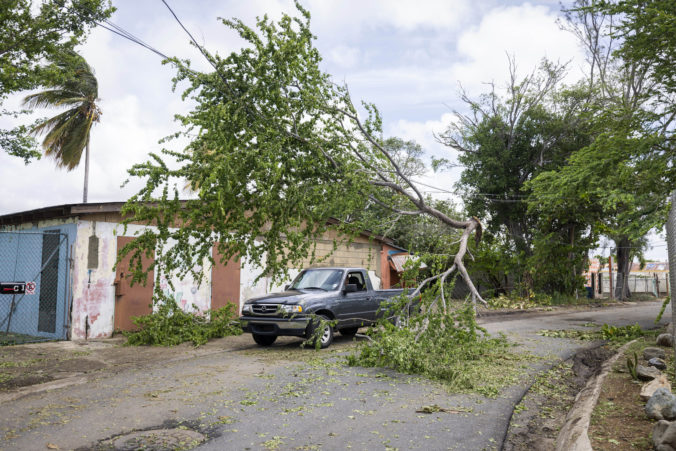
335,271,377,326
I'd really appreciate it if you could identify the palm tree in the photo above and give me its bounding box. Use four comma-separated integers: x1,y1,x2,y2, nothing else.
23,51,101,203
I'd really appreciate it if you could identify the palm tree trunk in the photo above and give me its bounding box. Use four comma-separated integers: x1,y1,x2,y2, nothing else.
83,140,90,203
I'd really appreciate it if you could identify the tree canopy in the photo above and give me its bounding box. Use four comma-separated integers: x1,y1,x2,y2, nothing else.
122,5,485,306
527,0,675,299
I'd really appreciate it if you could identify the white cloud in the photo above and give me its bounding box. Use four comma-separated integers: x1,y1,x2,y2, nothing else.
307,0,474,34
451,3,584,95
328,45,361,68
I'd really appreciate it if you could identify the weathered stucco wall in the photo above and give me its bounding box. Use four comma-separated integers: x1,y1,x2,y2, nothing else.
70,221,213,340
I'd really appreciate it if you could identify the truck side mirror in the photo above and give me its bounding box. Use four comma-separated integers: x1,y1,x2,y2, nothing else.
284,284,290,291
344,283,358,294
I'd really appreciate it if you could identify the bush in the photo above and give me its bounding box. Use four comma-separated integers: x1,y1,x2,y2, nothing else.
124,300,242,347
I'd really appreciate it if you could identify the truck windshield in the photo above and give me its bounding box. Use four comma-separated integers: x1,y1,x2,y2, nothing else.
290,269,343,291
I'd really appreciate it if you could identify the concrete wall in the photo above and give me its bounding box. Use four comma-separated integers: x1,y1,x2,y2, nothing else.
70,220,214,340
597,272,669,295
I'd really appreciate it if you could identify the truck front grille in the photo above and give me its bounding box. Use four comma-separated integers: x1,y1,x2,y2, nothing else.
252,304,279,315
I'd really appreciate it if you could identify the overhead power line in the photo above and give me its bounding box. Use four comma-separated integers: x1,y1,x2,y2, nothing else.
94,18,169,60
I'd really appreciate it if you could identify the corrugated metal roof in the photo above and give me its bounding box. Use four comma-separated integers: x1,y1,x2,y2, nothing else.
388,254,427,273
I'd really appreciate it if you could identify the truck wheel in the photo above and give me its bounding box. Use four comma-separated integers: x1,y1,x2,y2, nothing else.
253,334,277,346
309,315,333,349
339,327,359,337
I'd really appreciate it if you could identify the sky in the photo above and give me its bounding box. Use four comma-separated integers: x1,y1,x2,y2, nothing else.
0,0,668,259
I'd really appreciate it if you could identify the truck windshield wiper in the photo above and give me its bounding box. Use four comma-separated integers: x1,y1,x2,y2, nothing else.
301,286,327,291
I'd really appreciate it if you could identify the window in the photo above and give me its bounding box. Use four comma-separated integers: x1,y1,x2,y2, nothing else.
346,272,366,291
290,269,343,291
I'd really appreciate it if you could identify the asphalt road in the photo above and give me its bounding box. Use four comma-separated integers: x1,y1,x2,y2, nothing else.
0,301,669,451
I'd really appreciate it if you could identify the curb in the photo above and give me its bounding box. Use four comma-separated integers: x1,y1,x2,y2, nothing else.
554,339,638,451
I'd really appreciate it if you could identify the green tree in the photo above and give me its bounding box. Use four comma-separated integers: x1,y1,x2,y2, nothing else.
0,0,113,162
121,5,485,308
528,1,674,300
588,0,676,98
23,51,101,203
440,60,594,296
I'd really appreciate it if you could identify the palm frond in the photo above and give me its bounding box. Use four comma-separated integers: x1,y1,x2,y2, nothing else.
53,119,91,170
23,90,88,109
31,109,80,137
41,112,92,170
24,49,100,175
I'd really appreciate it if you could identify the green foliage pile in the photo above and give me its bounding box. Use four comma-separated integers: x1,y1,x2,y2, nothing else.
538,323,645,342
348,305,528,397
488,293,551,310
600,323,645,341
124,301,241,347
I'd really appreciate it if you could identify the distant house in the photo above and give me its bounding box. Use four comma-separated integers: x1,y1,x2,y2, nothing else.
0,202,408,341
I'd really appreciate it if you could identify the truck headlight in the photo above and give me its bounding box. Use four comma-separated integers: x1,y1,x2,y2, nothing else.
280,305,302,313
242,304,252,314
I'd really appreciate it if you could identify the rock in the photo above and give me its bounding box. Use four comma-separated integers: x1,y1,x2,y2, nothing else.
646,388,676,421
645,347,667,361
642,375,672,401
658,333,674,348
638,364,663,381
653,420,676,451
651,358,669,370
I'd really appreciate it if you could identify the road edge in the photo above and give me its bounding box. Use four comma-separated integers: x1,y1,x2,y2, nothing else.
554,339,637,451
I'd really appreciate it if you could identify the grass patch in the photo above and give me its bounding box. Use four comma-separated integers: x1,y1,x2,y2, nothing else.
538,323,654,343
0,332,56,346
0,358,44,368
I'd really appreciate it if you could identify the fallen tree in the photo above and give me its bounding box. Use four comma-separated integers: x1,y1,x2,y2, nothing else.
121,3,486,318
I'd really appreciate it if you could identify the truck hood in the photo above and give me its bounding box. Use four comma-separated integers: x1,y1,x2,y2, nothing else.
244,290,335,305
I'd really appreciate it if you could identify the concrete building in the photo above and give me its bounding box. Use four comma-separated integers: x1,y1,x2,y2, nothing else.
0,202,406,341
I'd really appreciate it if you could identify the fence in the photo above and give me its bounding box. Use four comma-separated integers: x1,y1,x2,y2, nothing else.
597,272,669,296
0,231,71,345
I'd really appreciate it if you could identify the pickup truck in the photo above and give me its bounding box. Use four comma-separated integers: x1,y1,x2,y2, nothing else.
239,267,409,348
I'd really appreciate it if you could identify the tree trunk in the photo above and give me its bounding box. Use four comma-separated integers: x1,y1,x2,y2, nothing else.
614,237,632,300
83,139,90,203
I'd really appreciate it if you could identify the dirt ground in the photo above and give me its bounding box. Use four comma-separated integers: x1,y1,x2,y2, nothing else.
504,345,615,450
588,337,674,450
0,334,261,392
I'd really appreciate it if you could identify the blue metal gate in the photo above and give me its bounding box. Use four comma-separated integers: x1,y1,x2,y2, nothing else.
0,231,71,345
